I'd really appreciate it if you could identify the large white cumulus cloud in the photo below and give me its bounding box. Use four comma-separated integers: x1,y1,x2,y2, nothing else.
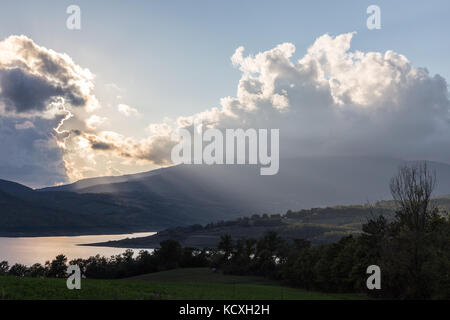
119,31,449,164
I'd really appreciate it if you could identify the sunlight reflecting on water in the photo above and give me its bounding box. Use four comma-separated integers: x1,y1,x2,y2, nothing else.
0,232,155,266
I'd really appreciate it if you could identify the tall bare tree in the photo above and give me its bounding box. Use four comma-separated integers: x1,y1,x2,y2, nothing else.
390,161,436,231
387,162,438,298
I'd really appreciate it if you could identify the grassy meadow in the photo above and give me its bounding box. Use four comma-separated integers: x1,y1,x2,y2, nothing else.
0,268,364,300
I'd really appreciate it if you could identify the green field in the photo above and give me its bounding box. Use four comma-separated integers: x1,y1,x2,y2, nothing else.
0,268,365,300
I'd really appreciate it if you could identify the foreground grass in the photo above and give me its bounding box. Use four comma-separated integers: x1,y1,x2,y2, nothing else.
0,268,365,300
127,268,277,284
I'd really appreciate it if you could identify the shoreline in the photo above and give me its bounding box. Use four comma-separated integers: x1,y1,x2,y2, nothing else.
0,230,158,239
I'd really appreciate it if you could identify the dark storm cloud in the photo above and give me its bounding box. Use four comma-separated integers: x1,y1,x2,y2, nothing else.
0,68,86,113
0,35,98,117
0,117,68,188
90,141,115,150
0,35,101,183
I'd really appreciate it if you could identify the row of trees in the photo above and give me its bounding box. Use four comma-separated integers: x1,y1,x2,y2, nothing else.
0,241,209,279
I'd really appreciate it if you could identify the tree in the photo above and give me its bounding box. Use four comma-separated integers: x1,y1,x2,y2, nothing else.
390,161,436,232
218,234,233,262
28,263,47,277
254,232,287,278
47,254,68,278
155,240,182,270
8,264,27,277
0,261,9,275
384,162,440,298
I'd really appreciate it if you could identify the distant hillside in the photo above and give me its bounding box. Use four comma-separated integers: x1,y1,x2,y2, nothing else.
0,179,33,194
38,167,171,192
90,196,450,249
40,156,450,213
4,156,450,237
85,205,393,248
0,178,251,236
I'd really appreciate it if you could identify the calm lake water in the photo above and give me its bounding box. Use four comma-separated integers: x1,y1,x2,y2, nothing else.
0,232,156,266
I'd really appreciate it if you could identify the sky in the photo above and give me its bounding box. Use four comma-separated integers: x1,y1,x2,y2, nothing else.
0,0,450,187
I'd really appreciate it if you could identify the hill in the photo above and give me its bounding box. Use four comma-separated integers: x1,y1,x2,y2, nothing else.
0,178,250,236
4,156,450,237
85,205,393,248
88,195,450,249
0,179,33,194
40,156,450,213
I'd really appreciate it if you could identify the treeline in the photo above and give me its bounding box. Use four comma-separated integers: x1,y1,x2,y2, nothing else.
163,213,285,236
0,243,209,279
215,213,450,299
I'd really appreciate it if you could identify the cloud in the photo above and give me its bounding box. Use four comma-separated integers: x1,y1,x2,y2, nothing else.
15,120,35,130
0,35,100,186
117,32,449,166
117,104,139,117
84,131,175,165
1,32,450,185
0,116,68,188
86,114,108,130
104,32,447,167
90,141,115,150
0,68,75,113
0,35,98,115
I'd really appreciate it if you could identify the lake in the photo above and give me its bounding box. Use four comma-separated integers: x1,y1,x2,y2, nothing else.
0,232,156,266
